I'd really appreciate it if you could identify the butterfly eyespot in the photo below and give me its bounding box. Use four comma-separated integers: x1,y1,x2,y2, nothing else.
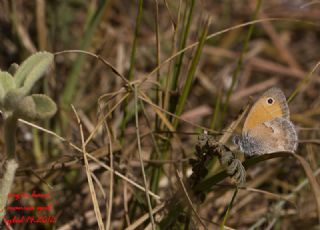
266,97,274,105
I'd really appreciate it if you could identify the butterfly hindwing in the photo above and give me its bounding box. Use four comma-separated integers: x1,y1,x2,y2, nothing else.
240,117,297,156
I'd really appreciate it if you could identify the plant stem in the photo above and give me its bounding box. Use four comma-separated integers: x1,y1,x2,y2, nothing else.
220,188,238,229
0,159,18,223
4,115,18,159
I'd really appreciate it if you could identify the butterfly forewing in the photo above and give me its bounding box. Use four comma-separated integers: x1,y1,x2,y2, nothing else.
243,87,289,133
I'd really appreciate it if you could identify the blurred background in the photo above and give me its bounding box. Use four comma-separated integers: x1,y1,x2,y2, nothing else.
0,0,320,229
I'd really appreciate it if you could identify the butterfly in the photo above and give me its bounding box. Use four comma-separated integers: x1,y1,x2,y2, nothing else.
233,87,298,156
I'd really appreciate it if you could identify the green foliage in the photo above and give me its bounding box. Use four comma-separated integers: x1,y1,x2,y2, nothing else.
0,51,57,120
14,52,53,89
0,71,16,104
0,51,57,224
16,94,57,120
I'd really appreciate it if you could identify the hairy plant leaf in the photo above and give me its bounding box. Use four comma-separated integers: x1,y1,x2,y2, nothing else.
14,51,54,94
3,89,25,112
8,63,19,76
0,71,15,104
16,94,57,120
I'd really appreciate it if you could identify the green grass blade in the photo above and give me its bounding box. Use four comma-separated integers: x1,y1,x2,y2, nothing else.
172,18,210,129
163,0,182,122
61,0,110,107
220,188,238,229
288,61,320,103
195,153,290,192
128,0,143,81
171,0,195,93
120,0,144,143
222,0,262,117
169,0,195,116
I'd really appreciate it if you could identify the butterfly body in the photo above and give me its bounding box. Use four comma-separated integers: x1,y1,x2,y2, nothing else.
234,87,298,156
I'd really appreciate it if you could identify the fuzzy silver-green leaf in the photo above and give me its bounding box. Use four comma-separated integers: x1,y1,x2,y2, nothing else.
14,51,54,94
8,63,19,75
0,71,16,105
14,95,36,119
16,94,57,120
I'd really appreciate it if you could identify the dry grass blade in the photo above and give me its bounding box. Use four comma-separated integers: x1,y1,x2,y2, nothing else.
230,78,278,103
299,140,320,145
5,2,320,228
54,50,131,85
288,61,320,103
259,12,301,70
87,153,161,201
139,92,219,134
175,168,208,230
249,168,320,229
154,0,161,130
241,187,296,208
71,105,105,230
85,92,130,145
19,118,162,201
140,18,313,85
219,103,251,145
291,152,320,223
102,119,114,229
35,0,46,49
139,90,174,132
134,85,156,229
125,203,166,230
